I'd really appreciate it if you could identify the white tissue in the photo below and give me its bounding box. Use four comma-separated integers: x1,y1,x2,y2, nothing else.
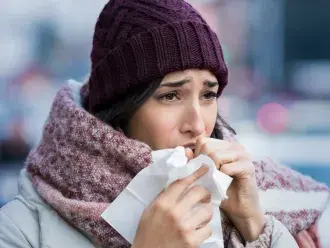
101,146,233,248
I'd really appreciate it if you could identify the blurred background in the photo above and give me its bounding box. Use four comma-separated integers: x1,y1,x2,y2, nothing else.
1,0,330,207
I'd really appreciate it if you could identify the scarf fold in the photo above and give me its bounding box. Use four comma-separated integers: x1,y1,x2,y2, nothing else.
26,81,329,247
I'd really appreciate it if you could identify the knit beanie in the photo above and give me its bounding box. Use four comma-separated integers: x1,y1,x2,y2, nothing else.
86,0,228,113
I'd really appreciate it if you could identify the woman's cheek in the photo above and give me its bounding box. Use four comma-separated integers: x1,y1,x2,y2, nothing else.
154,115,177,149
141,112,171,149
203,108,217,136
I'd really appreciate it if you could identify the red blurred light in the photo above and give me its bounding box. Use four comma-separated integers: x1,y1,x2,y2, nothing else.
257,102,288,134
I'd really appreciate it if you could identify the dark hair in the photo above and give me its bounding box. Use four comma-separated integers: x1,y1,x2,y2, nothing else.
88,79,236,139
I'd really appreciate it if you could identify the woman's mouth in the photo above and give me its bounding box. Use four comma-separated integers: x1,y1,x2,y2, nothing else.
183,144,195,152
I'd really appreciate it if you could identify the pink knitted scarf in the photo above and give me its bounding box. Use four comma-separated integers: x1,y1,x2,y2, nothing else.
26,81,329,247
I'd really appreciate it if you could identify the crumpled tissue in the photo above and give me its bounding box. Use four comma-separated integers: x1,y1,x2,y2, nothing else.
101,146,233,248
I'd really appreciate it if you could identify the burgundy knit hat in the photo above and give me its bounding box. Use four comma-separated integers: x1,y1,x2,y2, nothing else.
86,0,228,113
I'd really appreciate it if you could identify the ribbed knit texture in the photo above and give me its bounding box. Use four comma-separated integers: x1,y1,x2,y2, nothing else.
86,0,228,113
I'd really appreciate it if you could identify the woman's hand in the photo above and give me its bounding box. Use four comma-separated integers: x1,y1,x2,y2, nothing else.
132,164,213,248
295,225,319,248
194,137,265,242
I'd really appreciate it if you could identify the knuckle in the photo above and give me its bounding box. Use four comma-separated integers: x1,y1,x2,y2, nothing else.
172,177,187,188
206,226,213,238
173,177,184,185
204,190,212,200
219,163,228,173
208,151,221,168
153,198,169,212
207,211,213,222
194,185,210,197
191,185,204,192
205,202,213,212
204,204,213,219
167,208,180,222
201,142,208,153
208,150,217,159
196,136,204,145
180,177,192,187
179,222,194,234
182,236,196,248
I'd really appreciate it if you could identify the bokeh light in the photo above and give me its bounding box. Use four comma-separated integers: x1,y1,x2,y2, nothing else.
257,102,289,134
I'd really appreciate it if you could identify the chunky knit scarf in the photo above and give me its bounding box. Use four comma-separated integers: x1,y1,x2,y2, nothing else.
26,81,329,247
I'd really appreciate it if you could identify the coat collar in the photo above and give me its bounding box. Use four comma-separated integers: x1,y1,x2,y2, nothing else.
18,169,96,248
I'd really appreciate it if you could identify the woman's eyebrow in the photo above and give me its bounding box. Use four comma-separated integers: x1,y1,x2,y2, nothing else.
159,78,191,88
158,78,218,88
204,80,219,88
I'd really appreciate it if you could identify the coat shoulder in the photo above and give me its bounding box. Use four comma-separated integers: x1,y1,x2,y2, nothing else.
0,196,39,248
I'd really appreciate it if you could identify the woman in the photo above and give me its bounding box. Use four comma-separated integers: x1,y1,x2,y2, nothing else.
0,0,329,247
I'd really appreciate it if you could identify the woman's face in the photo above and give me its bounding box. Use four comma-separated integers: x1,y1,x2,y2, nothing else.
128,69,219,150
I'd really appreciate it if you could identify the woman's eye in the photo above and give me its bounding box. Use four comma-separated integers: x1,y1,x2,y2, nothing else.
203,92,217,100
160,92,179,101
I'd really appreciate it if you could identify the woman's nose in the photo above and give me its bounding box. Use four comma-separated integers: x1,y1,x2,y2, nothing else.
180,104,205,137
